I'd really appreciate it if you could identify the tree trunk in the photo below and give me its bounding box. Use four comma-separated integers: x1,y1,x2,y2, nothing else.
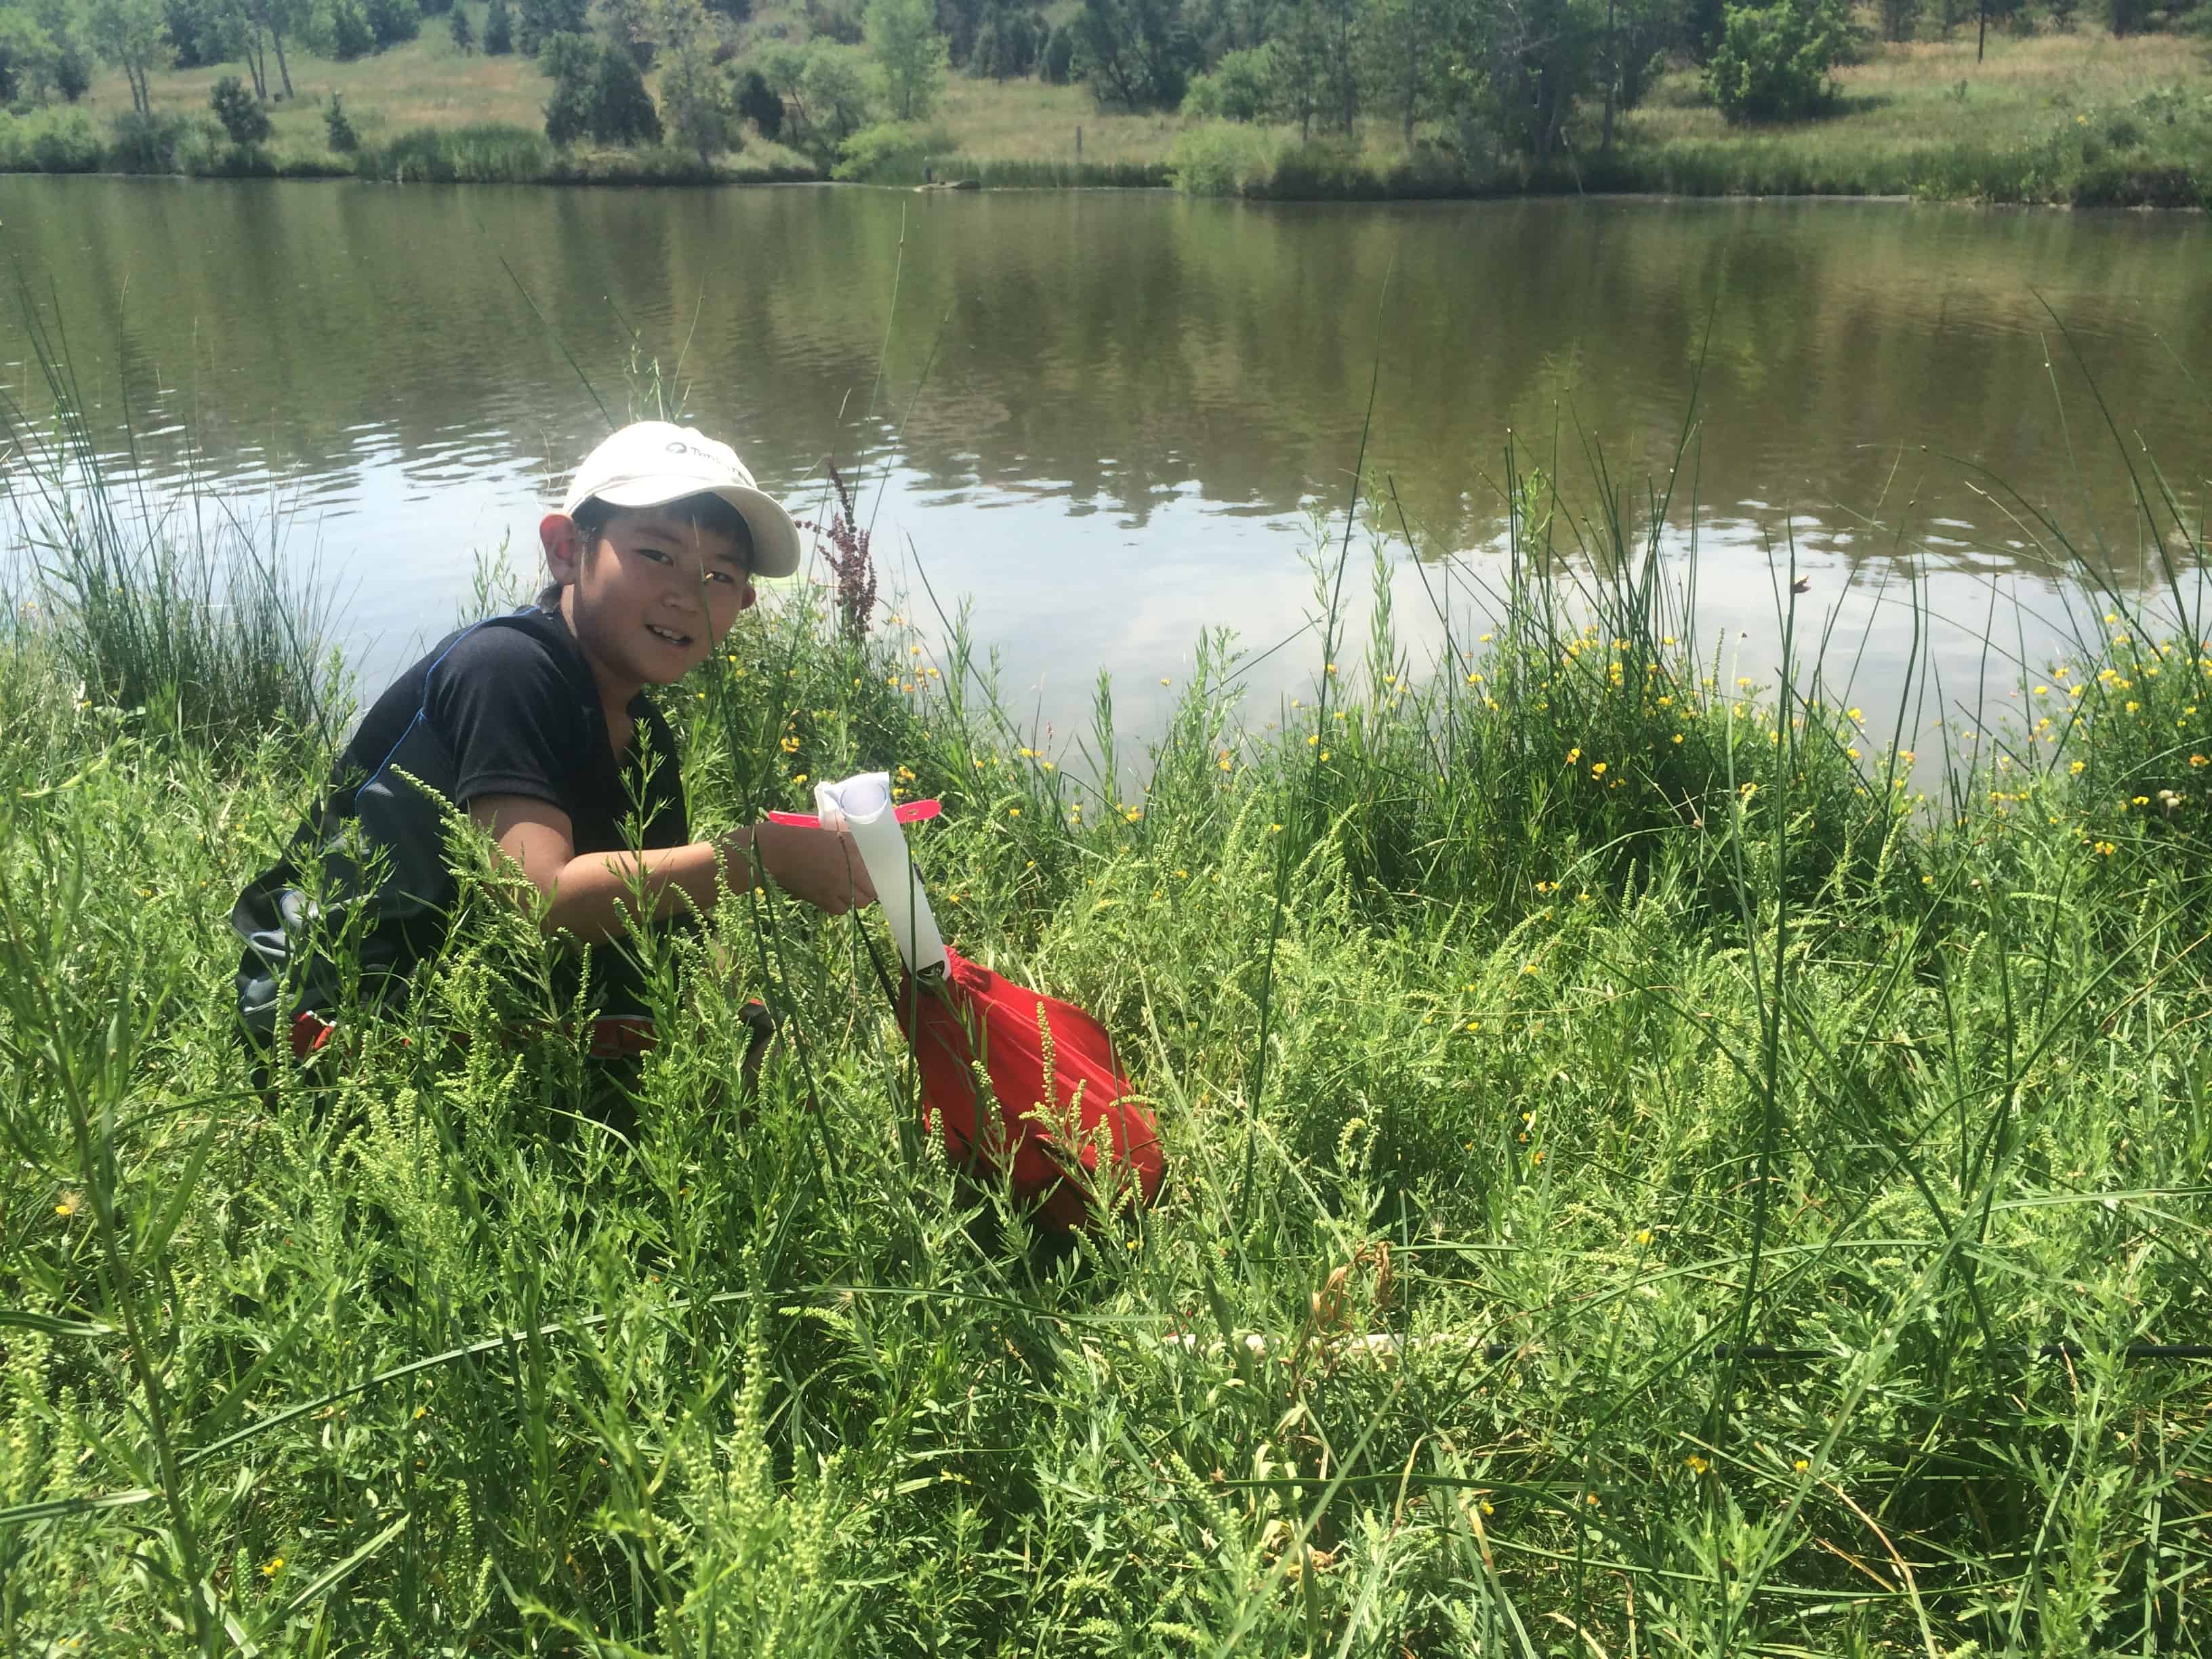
1601,0,1617,150
272,22,293,98
247,31,268,102
1975,0,1986,58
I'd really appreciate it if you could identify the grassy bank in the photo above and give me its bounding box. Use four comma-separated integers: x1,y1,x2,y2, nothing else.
1167,33,2212,204
3,358,2211,1650
3,20,2205,199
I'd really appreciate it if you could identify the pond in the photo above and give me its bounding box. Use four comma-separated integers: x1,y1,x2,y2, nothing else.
5,176,2209,739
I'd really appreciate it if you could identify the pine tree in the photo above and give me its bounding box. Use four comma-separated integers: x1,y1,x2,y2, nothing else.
483,0,512,49
450,1,474,49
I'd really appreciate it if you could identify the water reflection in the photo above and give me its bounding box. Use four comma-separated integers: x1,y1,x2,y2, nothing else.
3,178,2205,733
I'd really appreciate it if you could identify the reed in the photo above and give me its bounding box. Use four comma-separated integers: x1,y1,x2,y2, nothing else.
0,292,345,761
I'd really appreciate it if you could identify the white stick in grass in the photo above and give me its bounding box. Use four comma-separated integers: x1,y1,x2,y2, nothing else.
814,771,947,975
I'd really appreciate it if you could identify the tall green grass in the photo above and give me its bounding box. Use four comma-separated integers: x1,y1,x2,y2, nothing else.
1,373,2209,1653
0,294,345,760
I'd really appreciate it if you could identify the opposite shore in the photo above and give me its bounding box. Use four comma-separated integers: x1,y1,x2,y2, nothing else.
3,25,2207,205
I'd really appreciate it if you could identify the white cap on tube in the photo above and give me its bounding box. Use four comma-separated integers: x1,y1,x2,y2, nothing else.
813,771,947,975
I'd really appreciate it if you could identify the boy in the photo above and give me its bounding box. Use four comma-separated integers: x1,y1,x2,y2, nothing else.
234,420,874,1062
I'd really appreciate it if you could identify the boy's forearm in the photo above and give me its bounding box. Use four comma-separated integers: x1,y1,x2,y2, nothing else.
542,829,752,943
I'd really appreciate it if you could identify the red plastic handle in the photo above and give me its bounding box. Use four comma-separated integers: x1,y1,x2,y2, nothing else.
764,797,943,829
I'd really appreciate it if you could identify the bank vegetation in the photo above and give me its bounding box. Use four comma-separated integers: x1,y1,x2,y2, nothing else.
0,0,2205,199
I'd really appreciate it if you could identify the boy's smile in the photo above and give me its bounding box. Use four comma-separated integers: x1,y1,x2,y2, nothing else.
541,507,757,723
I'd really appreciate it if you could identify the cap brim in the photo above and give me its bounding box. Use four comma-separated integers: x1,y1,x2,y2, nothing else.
589,478,804,580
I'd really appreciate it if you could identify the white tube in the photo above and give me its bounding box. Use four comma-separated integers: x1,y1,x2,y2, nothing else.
814,771,947,975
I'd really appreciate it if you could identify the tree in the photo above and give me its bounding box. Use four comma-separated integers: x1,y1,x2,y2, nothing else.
1594,0,1673,147
328,0,374,54
544,41,593,139
1468,0,1599,163
363,0,420,45
592,45,662,137
0,9,52,103
661,37,733,157
654,0,733,158
325,88,360,146
537,27,595,77
1877,0,1917,39
450,1,474,47
84,0,170,115
210,72,272,140
753,40,867,153
1265,1,1326,135
1040,18,1071,79
735,64,782,135
484,0,512,49
208,0,299,102
866,0,947,120
602,0,657,65
1704,0,1848,122
1071,0,1194,109
1361,0,1466,144
515,0,585,52
1181,39,1272,117
162,0,222,66
800,41,873,144
40,0,91,97
1312,0,1359,133
0,2,91,102
937,0,985,62
969,3,1040,77
546,41,662,142
253,0,301,99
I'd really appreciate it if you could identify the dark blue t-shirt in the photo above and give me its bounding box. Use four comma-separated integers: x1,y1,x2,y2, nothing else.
234,603,689,1032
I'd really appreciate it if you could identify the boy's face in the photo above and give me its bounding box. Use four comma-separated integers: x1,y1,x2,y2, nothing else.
540,508,756,691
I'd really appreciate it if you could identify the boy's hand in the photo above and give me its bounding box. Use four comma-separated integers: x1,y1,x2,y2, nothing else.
741,819,878,915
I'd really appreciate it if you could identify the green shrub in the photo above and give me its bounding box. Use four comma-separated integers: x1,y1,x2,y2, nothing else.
0,109,102,171
829,118,931,179
1250,136,1380,198
1704,0,1850,124
209,75,272,145
106,109,192,171
1380,139,1483,196
1164,118,1276,194
325,91,360,151
2071,160,2200,207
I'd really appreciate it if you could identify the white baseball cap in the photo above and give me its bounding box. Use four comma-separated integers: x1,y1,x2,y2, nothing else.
560,421,804,579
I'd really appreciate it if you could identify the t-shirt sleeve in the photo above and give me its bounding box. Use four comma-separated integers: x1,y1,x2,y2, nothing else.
422,624,594,815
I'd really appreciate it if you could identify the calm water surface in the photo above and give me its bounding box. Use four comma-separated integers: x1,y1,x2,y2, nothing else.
5,178,2208,737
